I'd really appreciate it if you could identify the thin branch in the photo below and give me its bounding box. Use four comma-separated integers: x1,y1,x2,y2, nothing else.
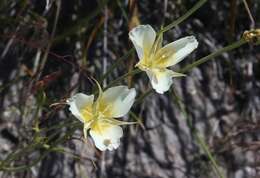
158,0,207,34
242,0,255,28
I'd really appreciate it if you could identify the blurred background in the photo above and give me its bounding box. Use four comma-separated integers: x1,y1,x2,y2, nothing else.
0,0,260,178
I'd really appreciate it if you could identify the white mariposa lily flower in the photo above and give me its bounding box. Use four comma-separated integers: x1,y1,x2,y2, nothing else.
129,24,198,94
67,85,136,151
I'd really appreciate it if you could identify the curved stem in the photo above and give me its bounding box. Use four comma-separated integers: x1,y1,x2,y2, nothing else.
179,39,247,73
171,89,225,178
158,0,207,34
104,69,141,90
100,48,135,82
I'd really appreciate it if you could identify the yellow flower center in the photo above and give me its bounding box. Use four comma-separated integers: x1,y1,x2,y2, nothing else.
137,48,175,71
80,98,112,123
90,119,111,135
80,104,93,122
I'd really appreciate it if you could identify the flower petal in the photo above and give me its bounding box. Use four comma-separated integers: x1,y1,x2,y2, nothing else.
129,25,156,60
146,69,177,94
155,36,198,67
100,86,136,118
67,93,94,123
89,121,123,151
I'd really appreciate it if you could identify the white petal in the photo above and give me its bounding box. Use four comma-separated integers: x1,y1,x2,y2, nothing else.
67,93,94,122
129,25,156,60
101,86,136,118
146,69,176,94
89,121,123,151
155,36,198,67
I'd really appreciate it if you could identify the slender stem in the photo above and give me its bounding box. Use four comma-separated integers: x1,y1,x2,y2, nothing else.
104,69,141,90
134,89,153,106
1,152,49,172
159,0,207,34
35,0,61,81
171,90,225,178
179,39,247,73
100,48,134,82
195,134,225,178
53,0,108,43
242,0,255,28
0,123,79,171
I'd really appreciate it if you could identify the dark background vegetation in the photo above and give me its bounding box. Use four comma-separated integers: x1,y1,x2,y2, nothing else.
0,0,260,178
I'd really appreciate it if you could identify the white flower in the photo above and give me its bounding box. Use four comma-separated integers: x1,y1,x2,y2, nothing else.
129,25,198,94
67,85,136,151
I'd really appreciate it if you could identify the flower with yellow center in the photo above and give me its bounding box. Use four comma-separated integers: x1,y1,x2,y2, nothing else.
67,85,136,151
129,25,198,94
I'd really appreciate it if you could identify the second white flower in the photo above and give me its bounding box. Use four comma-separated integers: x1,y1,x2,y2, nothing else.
67,85,136,151
129,25,198,94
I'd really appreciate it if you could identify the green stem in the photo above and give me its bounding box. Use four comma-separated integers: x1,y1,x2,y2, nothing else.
35,0,61,81
134,89,153,106
195,134,225,178
0,123,79,172
256,40,260,45
104,69,141,90
171,90,225,178
1,152,49,172
100,48,134,82
53,0,108,43
179,39,247,73
159,0,207,34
